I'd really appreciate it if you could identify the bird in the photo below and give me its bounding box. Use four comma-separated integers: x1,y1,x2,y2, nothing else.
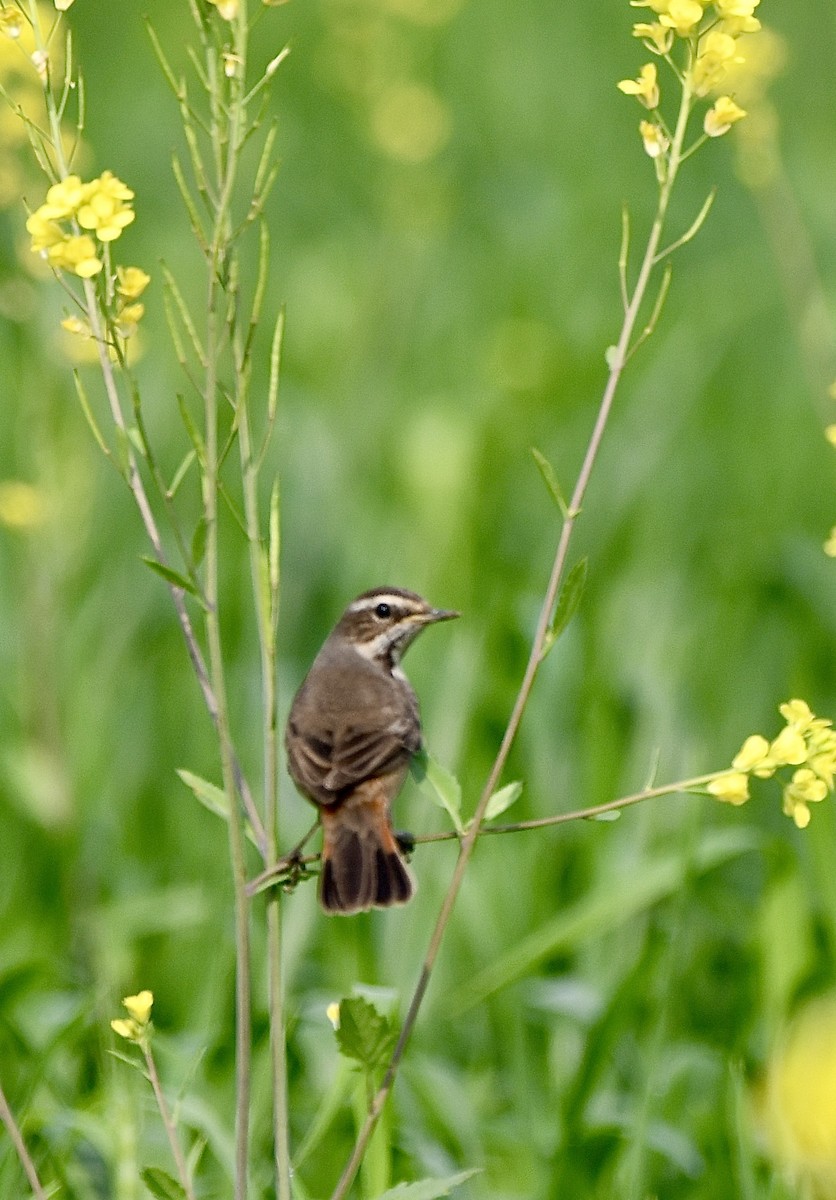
285,586,458,914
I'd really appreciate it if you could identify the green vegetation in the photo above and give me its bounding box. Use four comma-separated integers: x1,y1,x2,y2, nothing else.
1,1,835,1197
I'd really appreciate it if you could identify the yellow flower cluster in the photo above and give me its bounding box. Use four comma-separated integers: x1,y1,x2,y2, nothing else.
708,700,836,828
26,171,136,278
620,1,758,160
61,265,150,345
110,990,154,1043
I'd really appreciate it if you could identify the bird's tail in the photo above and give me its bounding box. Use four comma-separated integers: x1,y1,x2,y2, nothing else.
319,790,414,915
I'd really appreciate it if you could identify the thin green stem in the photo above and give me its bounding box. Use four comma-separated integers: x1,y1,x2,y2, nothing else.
0,1081,47,1200
328,68,697,1200
202,7,253,1198
143,1044,197,1200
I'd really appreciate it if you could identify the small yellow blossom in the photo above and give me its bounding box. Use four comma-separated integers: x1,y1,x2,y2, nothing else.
690,30,744,96
114,302,144,339
222,51,242,78
783,769,828,830
0,7,24,38
770,726,808,767
617,62,660,109
207,0,239,18
61,314,90,337
111,990,154,1042
76,170,135,242
49,234,102,277
116,266,150,299
779,699,816,732
31,48,48,81
326,1002,341,1030
825,425,836,447
707,771,750,806
632,22,673,55
659,0,704,37
639,120,668,159
40,174,87,219
704,95,747,137
732,733,774,776
714,0,759,18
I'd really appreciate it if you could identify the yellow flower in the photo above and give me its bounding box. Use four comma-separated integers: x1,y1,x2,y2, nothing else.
779,699,816,732
713,0,759,17
48,234,102,277
732,733,774,776
689,30,744,96
632,22,674,54
61,314,91,337
76,170,135,242
111,990,154,1042
326,1002,341,1030
704,95,747,136
40,173,86,219
114,302,144,339
639,119,668,158
783,769,828,830
116,266,150,299
707,771,750,806
207,0,239,18
825,425,836,447
123,990,154,1024
770,726,808,767
659,0,705,36
0,7,24,38
617,62,660,109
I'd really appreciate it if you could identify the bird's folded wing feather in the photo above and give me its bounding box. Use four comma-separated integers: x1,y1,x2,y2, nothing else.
287,714,420,801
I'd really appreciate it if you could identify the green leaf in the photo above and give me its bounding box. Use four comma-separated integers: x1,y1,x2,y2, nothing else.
531,447,568,516
141,556,200,599
410,748,463,834
375,1169,481,1199
191,516,207,569
483,781,523,822
334,995,396,1072
141,1167,187,1200
177,769,261,850
542,557,587,658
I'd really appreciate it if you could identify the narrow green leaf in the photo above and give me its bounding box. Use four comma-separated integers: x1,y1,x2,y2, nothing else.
73,370,110,457
162,263,206,367
410,747,463,834
375,1170,481,1200
177,769,261,850
114,424,133,478
191,516,207,568
334,996,396,1072
483,781,523,823
140,1167,187,1200
167,449,196,499
542,557,587,658
531,447,568,516
177,394,206,468
140,556,199,597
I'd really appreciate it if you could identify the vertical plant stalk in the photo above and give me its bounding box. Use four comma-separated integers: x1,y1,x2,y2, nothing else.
0,1082,47,1200
329,73,697,1200
143,1045,198,1200
234,268,291,1196
200,5,253,1197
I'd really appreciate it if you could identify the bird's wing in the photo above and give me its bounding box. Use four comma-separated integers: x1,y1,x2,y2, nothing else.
287,709,420,804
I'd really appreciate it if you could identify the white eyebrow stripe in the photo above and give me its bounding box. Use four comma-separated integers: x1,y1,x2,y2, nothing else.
347,593,420,614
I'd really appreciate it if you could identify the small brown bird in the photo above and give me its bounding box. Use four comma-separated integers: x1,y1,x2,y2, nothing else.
285,587,458,914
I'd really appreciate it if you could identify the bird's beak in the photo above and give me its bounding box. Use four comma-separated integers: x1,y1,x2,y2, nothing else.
425,607,459,623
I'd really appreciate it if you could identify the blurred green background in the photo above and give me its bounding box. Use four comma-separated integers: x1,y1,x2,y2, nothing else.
1,0,836,1197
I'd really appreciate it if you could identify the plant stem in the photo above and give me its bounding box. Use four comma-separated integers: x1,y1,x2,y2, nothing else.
328,72,697,1200
202,5,253,1195
143,1045,198,1200
0,1082,47,1200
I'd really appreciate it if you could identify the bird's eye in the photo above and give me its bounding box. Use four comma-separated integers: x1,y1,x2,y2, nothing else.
374,602,391,619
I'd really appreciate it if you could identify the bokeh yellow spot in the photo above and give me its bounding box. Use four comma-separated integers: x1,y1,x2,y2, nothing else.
0,480,46,529
369,82,451,164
